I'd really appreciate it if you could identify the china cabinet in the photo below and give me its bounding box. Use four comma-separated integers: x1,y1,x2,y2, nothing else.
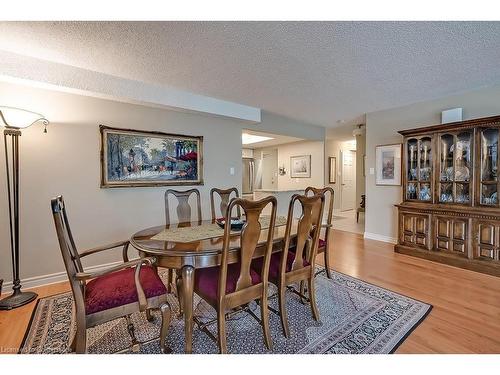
395,115,500,276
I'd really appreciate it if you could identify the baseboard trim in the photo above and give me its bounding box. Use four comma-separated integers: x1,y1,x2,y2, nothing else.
363,232,397,244
1,261,122,291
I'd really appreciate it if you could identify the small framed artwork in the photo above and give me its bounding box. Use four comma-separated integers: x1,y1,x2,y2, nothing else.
290,155,311,178
100,125,203,188
329,157,336,183
375,144,402,186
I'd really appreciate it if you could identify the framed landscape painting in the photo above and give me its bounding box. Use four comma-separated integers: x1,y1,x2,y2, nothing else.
290,155,311,178
100,125,203,188
375,143,402,186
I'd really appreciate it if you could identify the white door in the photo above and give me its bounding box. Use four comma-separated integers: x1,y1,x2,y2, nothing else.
341,150,356,211
262,150,278,190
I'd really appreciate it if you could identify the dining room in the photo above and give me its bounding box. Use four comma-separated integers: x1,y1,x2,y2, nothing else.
1,8,500,375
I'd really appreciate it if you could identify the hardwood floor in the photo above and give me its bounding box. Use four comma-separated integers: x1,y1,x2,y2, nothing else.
1,229,499,354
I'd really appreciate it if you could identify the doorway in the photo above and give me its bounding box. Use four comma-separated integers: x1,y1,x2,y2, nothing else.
341,149,356,211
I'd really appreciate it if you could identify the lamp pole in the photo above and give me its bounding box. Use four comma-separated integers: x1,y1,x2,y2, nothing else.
0,107,47,310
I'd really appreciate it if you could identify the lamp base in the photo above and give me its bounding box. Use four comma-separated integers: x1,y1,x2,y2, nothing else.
0,289,37,310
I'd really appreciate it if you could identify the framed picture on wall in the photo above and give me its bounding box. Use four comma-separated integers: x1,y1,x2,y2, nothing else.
290,155,311,178
375,143,402,186
100,125,204,188
329,156,336,183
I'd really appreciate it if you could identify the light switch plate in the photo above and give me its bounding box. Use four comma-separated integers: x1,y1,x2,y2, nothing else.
369,167,375,175
229,167,235,175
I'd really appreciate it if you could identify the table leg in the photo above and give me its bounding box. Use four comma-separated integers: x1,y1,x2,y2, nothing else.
181,265,194,354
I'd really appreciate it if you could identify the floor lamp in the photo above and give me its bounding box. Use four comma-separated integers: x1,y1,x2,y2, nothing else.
0,106,48,310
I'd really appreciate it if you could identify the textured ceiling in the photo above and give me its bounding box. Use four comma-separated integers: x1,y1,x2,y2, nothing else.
1,21,500,127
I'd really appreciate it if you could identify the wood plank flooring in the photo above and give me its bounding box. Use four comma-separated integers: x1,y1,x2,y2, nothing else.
0,230,499,353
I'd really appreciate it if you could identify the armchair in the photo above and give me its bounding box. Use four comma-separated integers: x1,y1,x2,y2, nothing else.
51,196,172,353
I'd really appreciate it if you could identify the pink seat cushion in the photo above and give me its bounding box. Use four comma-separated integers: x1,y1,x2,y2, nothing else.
85,265,167,315
252,251,310,281
319,239,326,248
194,263,261,305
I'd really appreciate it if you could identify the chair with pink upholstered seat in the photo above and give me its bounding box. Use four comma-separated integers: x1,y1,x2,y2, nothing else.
253,193,325,338
305,186,334,278
193,196,277,354
51,195,172,354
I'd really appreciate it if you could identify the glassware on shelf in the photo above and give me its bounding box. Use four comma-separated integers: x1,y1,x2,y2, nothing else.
455,132,471,182
419,183,431,201
440,134,454,182
407,139,418,181
481,184,498,205
419,137,432,181
440,183,453,203
455,183,470,204
407,182,417,200
481,129,498,182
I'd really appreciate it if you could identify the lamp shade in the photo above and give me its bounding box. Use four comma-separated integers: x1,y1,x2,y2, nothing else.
0,106,48,129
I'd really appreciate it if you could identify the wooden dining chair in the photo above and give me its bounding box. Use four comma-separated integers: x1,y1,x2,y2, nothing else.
305,186,335,278
210,187,241,221
193,196,277,353
51,196,172,354
164,188,202,225
253,193,324,338
164,188,202,295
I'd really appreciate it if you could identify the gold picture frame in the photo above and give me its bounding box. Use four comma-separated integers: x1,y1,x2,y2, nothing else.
100,125,204,188
329,156,336,183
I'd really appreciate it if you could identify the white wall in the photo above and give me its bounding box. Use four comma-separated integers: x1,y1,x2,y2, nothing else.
0,81,325,284
365,83,500,242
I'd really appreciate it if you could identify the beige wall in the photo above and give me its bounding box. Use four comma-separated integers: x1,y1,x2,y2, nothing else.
365,84,500,241
254,140,324,191
0,81,325,283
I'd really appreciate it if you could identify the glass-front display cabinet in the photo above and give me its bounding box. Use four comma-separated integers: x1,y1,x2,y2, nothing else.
396,116,500,277
438,131,472,205
405,136,432,201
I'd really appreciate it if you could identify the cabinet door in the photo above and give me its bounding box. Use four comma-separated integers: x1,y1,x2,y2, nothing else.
474,221,500,261
434,215,468,256
400,211,430,249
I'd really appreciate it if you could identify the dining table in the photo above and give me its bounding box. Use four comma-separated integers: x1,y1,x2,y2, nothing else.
129,217,294,353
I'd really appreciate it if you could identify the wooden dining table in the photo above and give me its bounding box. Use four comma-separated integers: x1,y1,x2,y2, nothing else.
130,218,294,353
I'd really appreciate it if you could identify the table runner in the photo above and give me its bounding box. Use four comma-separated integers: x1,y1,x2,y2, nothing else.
151,216,288,243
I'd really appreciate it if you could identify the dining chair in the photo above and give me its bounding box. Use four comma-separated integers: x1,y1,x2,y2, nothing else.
252,193,325,338
164,188,202,225
210,187,241,221
164,188,202,295
304,186,335,278
51,196,172,354
193,196,277,353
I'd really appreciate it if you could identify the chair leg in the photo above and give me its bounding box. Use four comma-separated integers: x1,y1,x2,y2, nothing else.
260,294,273,351
308,278,320,321
217,308,228,354
125,315,140,352
299,281,307,304
278,283,290,338
166,269,173,293
159,301,172,354
73,311,87,354
176,274,184,316
146,308,154,322
324,247,332,279
356,211,359,223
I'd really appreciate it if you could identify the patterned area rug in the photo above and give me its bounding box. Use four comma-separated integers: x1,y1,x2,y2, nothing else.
20,270,431,354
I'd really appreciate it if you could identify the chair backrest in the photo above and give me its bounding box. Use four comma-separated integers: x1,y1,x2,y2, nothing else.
305,186,334,227
164,188,202,225
218,196,277,300
50,196,85,307
281,194,325,274
210,187,240,220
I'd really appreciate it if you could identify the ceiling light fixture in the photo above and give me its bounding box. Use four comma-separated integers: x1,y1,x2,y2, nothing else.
242,133,274,145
